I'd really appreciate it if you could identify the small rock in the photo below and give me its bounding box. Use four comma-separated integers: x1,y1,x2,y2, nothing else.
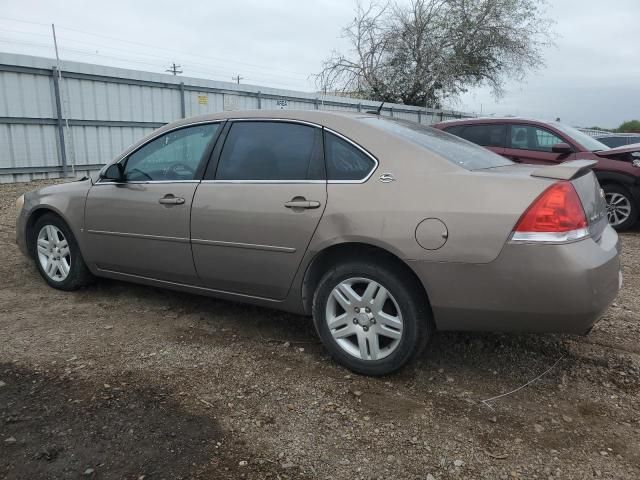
426,475,436,480
0,380,6,388
298,347,304,352
281,462,296,469
83,468,95,476
386,454,395,462
353,390,362,397
4,436,16,444
562,415,573,423
599,451,608,456
453,459,464,467
238,460,248,467
446,377,454,383
286,404,294,410
283,342,290,348
534,424,544,433
103,325,113,330
489,416,497,423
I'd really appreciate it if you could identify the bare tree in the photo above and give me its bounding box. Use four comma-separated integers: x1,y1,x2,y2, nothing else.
316,0,554,107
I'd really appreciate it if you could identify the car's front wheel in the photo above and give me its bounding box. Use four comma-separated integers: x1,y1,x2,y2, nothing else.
312,260,431,376
32,213,94,290
603,184,638,231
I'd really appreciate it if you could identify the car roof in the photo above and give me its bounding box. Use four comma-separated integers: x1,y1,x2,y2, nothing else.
433,117,557,127
163,109,373,131
595,133,640,138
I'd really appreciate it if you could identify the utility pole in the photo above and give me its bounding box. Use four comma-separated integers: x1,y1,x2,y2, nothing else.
166,63,182,75
52,23,74,176
232,74,243,84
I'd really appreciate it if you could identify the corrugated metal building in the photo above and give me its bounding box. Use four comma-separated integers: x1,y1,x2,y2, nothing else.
0,52,472,183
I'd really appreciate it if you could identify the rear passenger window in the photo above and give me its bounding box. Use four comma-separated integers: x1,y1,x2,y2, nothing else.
215,122,323,180
458,124,506,147
324,131,376,181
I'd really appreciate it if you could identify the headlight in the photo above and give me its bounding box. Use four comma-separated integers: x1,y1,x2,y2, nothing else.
16,194,24,210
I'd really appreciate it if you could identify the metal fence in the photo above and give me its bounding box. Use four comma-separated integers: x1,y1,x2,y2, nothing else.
0,52,472,183
578,128,613,138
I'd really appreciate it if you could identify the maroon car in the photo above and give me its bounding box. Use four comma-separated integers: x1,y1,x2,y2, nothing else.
433,118,640,230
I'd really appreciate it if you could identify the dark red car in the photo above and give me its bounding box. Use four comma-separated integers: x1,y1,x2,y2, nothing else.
433,118,640,230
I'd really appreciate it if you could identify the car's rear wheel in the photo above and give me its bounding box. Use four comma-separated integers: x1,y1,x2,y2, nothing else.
603,184,637,231
312,260,431,376
32,213,94,290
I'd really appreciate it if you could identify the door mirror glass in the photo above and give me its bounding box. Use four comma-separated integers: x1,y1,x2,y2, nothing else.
101,163,124,182
551,142,573,154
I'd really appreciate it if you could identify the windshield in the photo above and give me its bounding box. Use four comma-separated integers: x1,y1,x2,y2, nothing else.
361,117,513,170
550,122,611,152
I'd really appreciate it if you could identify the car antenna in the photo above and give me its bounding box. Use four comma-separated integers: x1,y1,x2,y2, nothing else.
366,102,384,115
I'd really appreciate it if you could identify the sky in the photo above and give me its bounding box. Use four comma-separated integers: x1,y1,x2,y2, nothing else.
0,0,638,129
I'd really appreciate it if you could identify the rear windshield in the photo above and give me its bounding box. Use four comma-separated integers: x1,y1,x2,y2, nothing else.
361,117,512,170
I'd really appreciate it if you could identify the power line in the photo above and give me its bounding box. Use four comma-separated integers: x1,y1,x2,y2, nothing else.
232,74,243,84
0,16,310,77
166,62,182,76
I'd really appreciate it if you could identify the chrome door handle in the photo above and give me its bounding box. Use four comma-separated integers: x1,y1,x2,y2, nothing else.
284,200,321,209
159,196,185,205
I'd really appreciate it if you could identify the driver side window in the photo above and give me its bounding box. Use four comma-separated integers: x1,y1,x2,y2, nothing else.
124,123,219,181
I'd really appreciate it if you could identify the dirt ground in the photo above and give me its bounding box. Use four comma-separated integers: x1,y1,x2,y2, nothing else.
1,179,639,480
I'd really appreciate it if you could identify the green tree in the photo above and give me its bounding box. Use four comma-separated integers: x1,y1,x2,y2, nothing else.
617,120,640,133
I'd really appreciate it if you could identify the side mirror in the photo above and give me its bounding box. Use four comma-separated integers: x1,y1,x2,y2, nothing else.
101,163,124,182
552,143,573,154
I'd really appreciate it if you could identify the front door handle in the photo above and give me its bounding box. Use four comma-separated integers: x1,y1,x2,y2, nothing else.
159,195,185,205
284,199,321,209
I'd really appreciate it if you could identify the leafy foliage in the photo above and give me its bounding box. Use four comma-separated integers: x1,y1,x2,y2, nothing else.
617,120,640,133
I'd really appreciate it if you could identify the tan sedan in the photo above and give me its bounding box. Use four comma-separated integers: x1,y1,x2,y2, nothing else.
16,110,621,375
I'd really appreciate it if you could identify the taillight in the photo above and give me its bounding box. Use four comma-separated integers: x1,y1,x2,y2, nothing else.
511,181,589,243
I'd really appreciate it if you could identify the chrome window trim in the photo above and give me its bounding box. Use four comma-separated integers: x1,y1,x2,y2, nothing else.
323,127,379,184
96,120,225,182
228,117,321,129
96,117,380,185
220,120,379,184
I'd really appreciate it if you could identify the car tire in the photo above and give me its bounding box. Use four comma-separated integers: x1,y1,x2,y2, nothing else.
32,213,94,291
603,184,638,231
312,259,432,376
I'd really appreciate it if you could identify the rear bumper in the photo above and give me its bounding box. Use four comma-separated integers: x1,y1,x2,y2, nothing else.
410,225,621,334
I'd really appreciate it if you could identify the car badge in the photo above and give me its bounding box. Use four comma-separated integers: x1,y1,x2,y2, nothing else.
633,159,640,168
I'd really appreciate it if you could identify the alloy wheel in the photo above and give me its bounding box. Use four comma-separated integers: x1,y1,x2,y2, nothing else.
325,277,403,361
605,192,632,227
36,225,71,282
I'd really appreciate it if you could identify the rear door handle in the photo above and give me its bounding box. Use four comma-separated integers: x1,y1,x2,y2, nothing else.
159,195,185,205
284,200,321,209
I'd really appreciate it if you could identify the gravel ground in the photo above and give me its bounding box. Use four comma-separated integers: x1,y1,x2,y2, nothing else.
1,179,639,480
